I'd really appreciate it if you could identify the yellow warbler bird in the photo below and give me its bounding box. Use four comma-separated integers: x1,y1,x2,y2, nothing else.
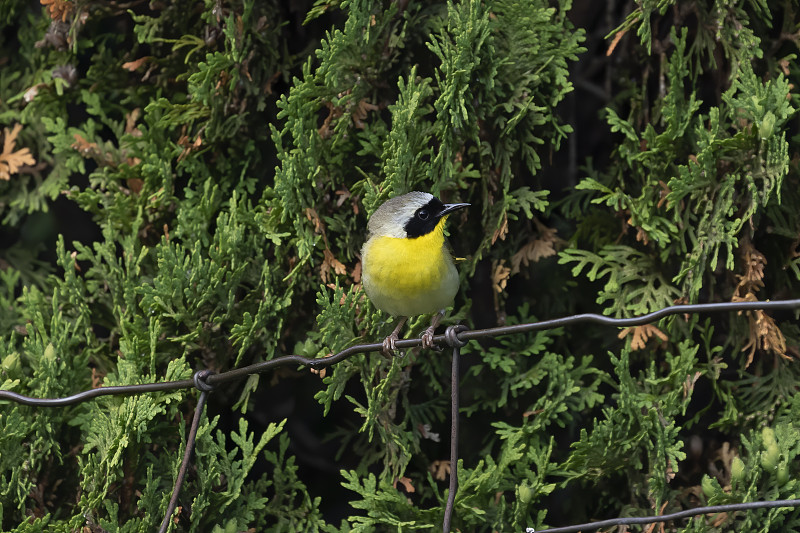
361,191,469,354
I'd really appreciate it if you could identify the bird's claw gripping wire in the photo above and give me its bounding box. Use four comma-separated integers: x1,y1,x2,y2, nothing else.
420,326,438,350
382,332,400,357
381,317,409,357
421,311,446,351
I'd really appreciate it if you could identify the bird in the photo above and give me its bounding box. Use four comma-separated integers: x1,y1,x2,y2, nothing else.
361,191,469,355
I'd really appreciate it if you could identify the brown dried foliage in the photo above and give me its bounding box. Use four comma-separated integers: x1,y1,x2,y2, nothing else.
618,323,669,350
320,248,347,284
731,239,789,366
0,124,36,180
41,0,73,22
429,460,450,481
510,219,559,275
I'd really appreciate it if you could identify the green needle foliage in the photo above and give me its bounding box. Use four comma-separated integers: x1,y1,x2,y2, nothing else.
1,0,799,531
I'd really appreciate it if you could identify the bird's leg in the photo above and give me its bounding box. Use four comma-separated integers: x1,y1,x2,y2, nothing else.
382,316,408,356
421,310,445,350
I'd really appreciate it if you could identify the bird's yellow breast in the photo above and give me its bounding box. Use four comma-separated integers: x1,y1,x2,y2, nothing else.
361,217,459,317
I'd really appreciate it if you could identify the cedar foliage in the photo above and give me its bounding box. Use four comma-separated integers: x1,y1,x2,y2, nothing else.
1,0,799,531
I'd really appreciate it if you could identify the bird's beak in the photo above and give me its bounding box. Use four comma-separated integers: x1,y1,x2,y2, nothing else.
439,202,470,217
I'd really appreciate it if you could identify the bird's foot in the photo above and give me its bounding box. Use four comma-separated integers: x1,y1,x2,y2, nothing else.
382,332,400,357
420,311,445,351
381,316,408,357
421,325,444,351
420,326,435,350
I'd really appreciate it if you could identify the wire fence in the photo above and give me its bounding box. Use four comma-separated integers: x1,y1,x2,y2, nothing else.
2,299,800,532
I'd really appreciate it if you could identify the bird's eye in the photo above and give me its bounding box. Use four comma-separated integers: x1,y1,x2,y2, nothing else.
417,209,430,221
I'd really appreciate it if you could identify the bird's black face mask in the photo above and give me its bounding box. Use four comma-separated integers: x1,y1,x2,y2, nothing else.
404,198,445,238
404,198,469,238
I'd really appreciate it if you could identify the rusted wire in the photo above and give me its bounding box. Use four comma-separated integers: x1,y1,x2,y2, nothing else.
1,298,799,531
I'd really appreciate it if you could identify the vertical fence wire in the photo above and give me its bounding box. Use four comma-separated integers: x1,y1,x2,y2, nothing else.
158,371,213,533
443,324,468,531
442,326,464,533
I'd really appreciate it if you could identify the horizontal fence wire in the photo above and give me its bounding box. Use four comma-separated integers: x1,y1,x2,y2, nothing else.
1,298,800,532
532,499,800,533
